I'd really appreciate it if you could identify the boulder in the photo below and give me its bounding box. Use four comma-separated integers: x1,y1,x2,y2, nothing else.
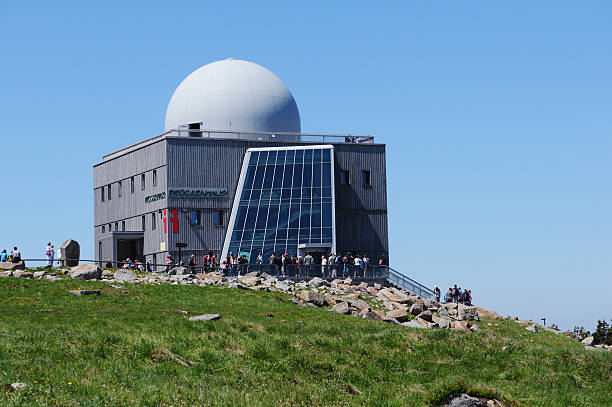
451,321,472,332
70,264,101,280
367,286,379,296
189,314,221,321
0,261,26,271
12,270,33,278
59,239,80,267
458,304,479,321
33,271,47,279
238,276,260,286
418,310,433,322
475,306,502,320
423,298,438,309
114,269,138,282
364,311,385,322
298,290,326,306
0,271,13,277
101,269,114,278
307,277,326,288
386,308,409,322
275,280,293,292
403,320,428,329
69,289,101,296
331,302,351,315
409,302,426,316
378,288,403,303
437,316,452,329
525,325,539,333
345,298,370,312
581,336,594,345
448,393,485,407
343,277,352,285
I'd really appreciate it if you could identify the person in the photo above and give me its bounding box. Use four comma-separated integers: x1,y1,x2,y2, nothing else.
10,247,21,263
237,254,248,276
433,285,441,302
46,242,53,266
269,252,277,275
379,255,388,266
164,255,174,273
444,288,453,303
105,259,113,268
321,255,328,276
188,254,197,273
466,289,472,305
146,259,152,272
0,249,7,262
303,253,313,277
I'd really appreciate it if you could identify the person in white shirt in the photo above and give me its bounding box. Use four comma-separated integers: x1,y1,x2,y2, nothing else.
321,256,328,276
46,242,54,266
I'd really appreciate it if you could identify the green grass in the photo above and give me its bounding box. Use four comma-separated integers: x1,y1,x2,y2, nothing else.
0,278,610,406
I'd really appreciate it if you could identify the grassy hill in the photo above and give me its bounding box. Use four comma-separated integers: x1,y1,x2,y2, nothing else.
0,277,610,406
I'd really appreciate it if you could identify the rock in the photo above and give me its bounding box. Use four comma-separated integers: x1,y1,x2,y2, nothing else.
386,308,409,322
356,282,368,290
174,267,191,275
367,286,379,296
69,290,101,296
290,298,306,306
275,280,293,292
378,288,403,303
416,317,438,328
243,271,259,278
437,316,452,329
101,269,114,278
238,276,260,286
475,306,502,320
403,320,428,329
448,393,485,407
581,336,594,346
451,321,472,331
0,271,13,277
345,298,370,311
525,325,539,333
114,269,138,282
458,304,479,321
307,277,326,287
33,271,47,279
59,239,80,267
585,345,604,351
189,314,221,321
13,271,33,279
70,264,101,280
409,302,426,316
418,310,433,322
331,302,351,315
382,301,394,311
0,261,26,271
470,325,481,332
343,277,352,285
422,298,437,309
364,311,385,321
298,290,326,306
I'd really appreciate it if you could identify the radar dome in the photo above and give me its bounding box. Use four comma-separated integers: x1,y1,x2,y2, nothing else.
165,58,301,135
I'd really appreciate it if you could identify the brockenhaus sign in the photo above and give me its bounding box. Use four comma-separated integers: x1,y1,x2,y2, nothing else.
168,188,228,198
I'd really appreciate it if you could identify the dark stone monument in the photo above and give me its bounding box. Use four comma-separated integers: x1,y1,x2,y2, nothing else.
59,239,80,267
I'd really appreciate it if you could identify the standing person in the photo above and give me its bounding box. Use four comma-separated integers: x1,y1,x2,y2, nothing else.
304,253,313,277
0,250,7,262
433,285,441,302
269,252,276,276
46,242,53,266
188,254,197,274
321,255,328,277
146,259,152,272
48,245,55,267
10,247,21,263
256,251,263,273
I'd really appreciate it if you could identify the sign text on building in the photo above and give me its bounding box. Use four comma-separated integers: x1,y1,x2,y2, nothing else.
144,192,166,203
168,188,228,198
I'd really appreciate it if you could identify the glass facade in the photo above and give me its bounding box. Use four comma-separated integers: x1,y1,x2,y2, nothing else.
225,146,334,263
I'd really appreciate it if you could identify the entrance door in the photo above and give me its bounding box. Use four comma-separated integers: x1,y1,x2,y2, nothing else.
116,238,144,262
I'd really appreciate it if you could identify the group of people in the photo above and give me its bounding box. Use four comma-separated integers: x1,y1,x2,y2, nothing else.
105,258,153,272
0,247,21,263
433,284,472,305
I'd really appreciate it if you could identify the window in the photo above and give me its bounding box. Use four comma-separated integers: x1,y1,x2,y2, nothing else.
101,187,105,202
130,177,135,194
142,215,146,231
115,222,118,231
108,224,112,232
190,210,201,225
213,210,224,226
340,170,350,185
153,170,157,187
141,174,146,190
102,225,105,234
122,221,125,231
361,170,371,186
107,185,112,200
118,181,122,197
151,213,156,230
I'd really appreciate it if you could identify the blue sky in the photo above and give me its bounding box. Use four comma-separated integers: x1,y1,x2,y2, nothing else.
1,2,610,331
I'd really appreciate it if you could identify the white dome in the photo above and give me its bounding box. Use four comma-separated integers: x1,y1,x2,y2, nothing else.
165,58,301,134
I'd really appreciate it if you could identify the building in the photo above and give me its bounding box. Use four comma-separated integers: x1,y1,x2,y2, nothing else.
94,59,388,268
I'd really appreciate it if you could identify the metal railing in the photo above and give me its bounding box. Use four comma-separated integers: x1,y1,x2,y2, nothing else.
20,259,433,298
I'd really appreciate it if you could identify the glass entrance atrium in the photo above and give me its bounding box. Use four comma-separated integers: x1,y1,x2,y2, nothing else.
224,145,335,263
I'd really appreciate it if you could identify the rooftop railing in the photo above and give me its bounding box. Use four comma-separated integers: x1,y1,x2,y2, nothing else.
169,128,375,144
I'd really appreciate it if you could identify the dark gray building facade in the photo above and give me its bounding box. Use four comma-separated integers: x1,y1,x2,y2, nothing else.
93,131,388,267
